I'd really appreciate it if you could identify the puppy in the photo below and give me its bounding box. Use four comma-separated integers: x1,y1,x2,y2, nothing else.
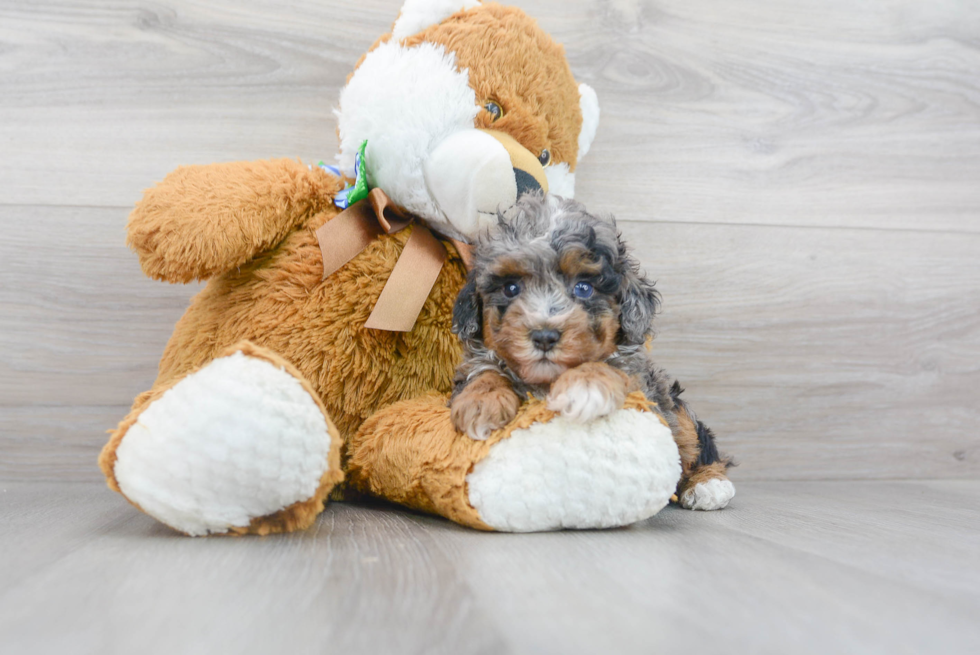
450,194,735,510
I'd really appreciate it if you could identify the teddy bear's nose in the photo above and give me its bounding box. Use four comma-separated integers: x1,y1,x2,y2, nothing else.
514,168,542,197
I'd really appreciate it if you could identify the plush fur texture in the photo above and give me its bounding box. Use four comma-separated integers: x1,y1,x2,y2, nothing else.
423,129,524,238
102,168,471,530
127,203,469,449
100,0,685,535
337,2,597,239
392,0,482,41
128,159,343,284
113,350,336,536
467,398,679,531
576,83,600,161
347,391,673,531
100,341,344,536
337,41,480,237
403,4,586,170
451,194,734,503
544,162,575,198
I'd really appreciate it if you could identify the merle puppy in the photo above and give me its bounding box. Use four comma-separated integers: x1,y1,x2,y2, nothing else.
450,194,735,510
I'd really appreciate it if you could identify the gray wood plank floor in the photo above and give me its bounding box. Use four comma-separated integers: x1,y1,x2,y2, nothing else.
2,480,978,654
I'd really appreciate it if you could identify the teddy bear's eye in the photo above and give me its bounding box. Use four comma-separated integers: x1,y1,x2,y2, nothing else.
484,101,503,122
538,149,551,167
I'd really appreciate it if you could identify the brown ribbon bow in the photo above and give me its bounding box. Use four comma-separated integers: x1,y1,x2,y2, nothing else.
316,188,472,332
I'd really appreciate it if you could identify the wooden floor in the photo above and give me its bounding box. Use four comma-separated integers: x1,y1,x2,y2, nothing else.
2,1,979,653
1,480,978,654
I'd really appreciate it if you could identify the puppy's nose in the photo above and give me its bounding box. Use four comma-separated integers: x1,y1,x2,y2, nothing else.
530,329,561,352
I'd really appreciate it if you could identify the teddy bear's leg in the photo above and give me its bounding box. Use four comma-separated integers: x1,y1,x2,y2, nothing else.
99,341,344,536
346,392,681,532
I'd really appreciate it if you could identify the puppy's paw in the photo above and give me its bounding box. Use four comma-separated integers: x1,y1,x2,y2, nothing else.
452,372,521,440
680,478,736,510
547,363,629,423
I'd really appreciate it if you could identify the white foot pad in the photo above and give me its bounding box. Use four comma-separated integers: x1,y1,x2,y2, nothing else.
680,478,735,511
466,409,681,532
114,352,333,536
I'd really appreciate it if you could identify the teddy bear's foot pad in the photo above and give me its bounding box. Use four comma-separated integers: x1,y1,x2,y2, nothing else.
466,408,681,532
113,351,334,536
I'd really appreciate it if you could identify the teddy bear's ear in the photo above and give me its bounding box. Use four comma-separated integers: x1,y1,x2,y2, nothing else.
391,0,482,41
577,83,600,162
578,84,599,161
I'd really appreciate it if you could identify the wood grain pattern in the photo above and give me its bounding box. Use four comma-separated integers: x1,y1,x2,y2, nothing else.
624,219,980,480
1,0,978,231
2,0,979,483
571,0,980,232
1,480,978,654
2,206,979,481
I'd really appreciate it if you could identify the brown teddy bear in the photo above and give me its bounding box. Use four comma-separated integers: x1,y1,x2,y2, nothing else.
99,0,720,536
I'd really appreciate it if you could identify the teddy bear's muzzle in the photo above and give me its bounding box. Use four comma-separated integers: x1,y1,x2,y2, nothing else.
423,128,549,240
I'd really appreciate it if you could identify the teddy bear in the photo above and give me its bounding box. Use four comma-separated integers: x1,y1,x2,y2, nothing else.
98,0,701,537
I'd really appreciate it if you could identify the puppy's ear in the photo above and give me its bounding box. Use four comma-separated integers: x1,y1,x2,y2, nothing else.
452,278,483,341
617,244,661,345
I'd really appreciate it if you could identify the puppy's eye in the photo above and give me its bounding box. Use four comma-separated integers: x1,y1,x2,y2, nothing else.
484,101,503,122
538,149,551,167
573,281,594,299
502,281,521,298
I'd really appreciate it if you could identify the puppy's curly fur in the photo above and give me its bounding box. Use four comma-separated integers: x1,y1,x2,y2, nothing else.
450,194,735,509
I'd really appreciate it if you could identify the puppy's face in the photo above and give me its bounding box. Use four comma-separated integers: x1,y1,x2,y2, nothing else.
476,247,619,385
453,195,660,386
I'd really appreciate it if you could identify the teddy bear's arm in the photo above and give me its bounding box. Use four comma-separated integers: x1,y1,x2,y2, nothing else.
127,159,343,283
